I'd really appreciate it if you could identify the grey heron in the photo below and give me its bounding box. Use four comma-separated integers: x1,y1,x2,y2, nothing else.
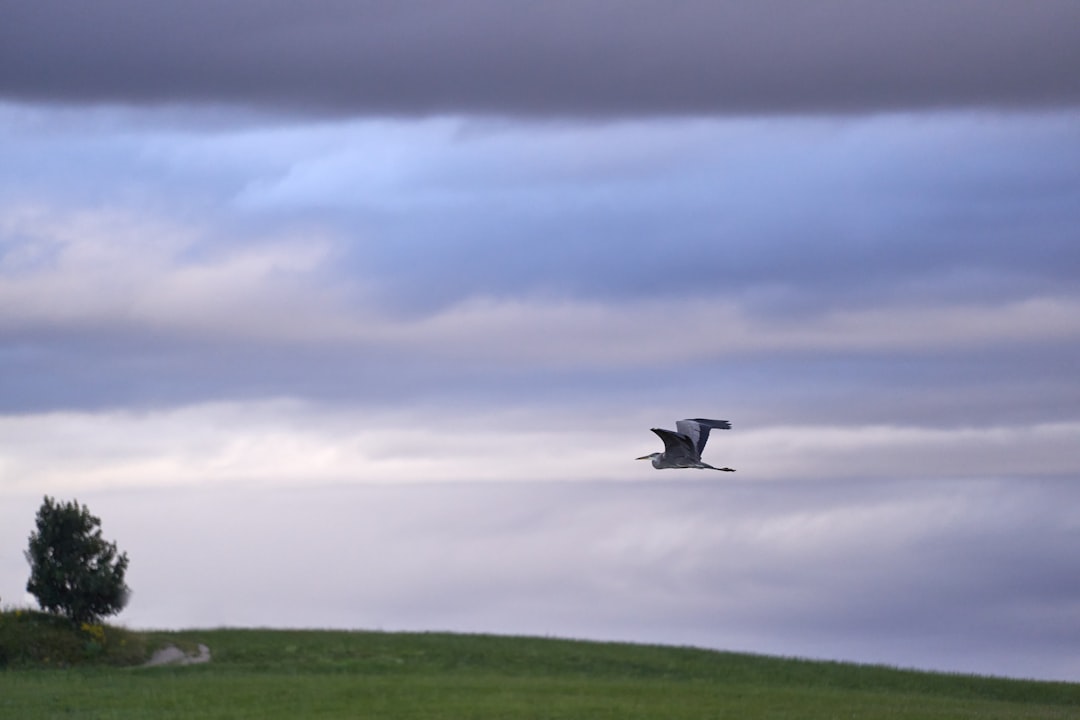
636,418,735,471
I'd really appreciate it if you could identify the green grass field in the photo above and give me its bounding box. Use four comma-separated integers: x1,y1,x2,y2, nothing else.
2,619,1079,719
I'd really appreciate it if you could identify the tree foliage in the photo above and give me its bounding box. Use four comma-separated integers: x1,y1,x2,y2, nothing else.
24,496,130,625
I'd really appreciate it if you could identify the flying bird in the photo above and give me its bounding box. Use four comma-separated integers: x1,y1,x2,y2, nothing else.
636,418,735,471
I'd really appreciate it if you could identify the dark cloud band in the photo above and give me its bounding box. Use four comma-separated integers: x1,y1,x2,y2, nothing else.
3,1,1079,116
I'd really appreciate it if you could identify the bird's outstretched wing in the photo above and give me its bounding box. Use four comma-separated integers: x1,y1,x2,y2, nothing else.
675,419,731,458
650,428,699,464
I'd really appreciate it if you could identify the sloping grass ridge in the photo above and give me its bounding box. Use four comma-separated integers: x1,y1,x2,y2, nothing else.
2,613,1079,719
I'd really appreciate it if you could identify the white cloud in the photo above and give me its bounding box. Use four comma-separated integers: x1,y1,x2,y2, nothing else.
2,399,1077,497
0,400,639,493
738,422,1080,480
0,205,355,341
8,205,1079,378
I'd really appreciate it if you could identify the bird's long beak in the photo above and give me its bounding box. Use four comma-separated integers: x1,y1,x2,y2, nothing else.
635,455,650,460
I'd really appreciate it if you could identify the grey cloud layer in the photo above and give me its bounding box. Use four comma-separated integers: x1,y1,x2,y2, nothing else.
6,112,1078,312
2,111,1078,429
3,1,1080,116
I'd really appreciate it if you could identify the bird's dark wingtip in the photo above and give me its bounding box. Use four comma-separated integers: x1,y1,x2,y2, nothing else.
688,418,732,429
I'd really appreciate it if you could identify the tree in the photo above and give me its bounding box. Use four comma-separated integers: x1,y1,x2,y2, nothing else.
25,496,130,625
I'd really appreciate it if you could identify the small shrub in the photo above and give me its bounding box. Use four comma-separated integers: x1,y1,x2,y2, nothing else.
0,608,149,668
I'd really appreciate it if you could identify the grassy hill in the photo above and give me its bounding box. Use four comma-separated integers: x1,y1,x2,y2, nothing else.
2,614,1079,719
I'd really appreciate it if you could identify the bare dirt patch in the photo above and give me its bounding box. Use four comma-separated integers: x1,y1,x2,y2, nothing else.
144,643,211,667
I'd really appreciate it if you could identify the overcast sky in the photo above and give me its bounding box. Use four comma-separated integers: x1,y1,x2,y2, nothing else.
2,1,1080,682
